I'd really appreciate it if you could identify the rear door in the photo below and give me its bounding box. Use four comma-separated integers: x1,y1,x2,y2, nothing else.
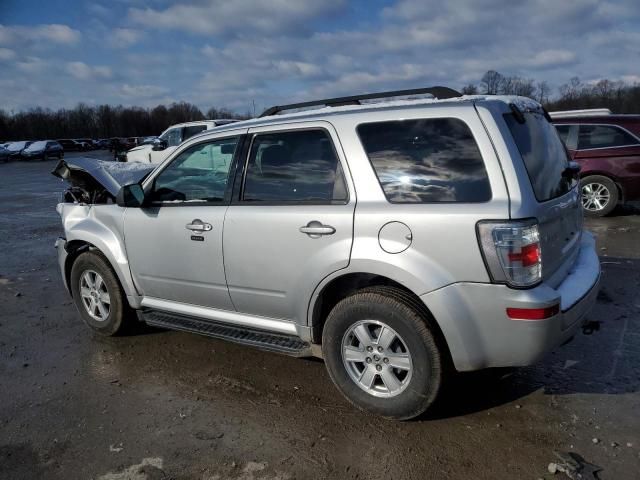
504,111,583,282
223,121,354,322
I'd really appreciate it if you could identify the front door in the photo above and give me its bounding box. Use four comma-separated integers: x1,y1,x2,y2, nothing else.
125,135,241,309
223,122,355,322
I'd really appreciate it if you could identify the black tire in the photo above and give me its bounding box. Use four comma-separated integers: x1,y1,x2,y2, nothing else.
580,175,619,217
70,251,131,336
42,153,48,162
322,286,444,420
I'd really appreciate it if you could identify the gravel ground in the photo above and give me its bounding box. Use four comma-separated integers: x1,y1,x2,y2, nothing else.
1,153,639,479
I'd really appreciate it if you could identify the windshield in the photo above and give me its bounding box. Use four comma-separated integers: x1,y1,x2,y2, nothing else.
26,141,47,151
7,141,27,151
504,112,575,202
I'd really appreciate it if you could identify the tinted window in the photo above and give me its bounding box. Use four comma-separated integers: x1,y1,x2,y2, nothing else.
242,129,347,203
578,124,639,149
183,125,207,140
505,112,574,202
357,118,491,203
151,137,239,203
555,125,571,143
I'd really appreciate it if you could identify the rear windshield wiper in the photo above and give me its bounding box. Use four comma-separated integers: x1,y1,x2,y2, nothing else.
562,161,581,179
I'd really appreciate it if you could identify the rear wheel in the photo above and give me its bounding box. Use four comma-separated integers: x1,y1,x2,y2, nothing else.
581,175,618,217
70,251,132,336
322,287,443,420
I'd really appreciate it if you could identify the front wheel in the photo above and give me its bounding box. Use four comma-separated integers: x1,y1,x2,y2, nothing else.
322,287,443,420
70,251,131,336
581,175,618,217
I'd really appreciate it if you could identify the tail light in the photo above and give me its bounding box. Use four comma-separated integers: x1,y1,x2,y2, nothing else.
477,219,542,288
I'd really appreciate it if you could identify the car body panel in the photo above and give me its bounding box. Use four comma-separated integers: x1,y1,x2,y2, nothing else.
223,120,356,323
54,95,600,372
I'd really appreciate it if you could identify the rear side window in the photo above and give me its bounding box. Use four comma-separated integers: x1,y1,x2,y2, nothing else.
357,118,491,203
578,124,639,149
242,129,347,203
505,112,573,202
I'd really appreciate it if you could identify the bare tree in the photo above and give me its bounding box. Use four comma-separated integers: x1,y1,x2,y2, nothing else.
480,70,503,95
461,83,478,95
536,81,550,104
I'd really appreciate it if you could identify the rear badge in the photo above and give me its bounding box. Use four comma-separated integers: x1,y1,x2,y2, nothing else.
190,235,204,242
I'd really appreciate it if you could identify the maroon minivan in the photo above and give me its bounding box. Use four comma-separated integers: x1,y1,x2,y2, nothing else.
552,112,640,216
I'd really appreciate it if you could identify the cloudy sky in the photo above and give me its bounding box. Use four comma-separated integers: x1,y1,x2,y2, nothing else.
0,0,639,114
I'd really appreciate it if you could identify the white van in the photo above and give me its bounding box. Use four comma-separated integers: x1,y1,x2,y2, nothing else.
125,119,238,164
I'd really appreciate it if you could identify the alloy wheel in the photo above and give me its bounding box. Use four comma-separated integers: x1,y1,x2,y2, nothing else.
79,270,111,321
341,320,413,398
582,182,610,212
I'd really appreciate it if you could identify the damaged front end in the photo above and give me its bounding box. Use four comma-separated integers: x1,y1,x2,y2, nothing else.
52,157,154,205
52,157,151,305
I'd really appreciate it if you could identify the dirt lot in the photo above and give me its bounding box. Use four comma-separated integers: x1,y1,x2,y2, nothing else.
1,154,639,479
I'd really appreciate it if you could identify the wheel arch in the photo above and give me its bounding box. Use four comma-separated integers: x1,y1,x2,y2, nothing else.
308,271,454,365
64,238,140,308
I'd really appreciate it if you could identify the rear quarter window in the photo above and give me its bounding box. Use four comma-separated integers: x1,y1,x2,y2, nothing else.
357,118,492,203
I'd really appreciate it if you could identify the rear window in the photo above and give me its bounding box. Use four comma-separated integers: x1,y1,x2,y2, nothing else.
578,124,639,149
357,118,491,203
504,112,573,202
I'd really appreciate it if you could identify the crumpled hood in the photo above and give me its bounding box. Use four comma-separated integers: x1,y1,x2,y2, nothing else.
52,157,155,196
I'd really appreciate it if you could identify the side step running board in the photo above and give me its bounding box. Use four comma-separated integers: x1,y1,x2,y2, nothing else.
141,310,312,357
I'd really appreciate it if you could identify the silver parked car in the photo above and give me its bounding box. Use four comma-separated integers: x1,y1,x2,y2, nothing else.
53,87,600,419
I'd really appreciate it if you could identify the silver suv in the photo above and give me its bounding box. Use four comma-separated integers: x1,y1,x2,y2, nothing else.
53,87,600,419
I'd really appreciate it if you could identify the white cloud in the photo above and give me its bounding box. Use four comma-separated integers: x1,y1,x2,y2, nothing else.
0,24,81,46
527,50,577,68
0,47,16,61
66,61,113,80
109,28,143,48
16,56,47,74
129,0,345,35
119,84,169,98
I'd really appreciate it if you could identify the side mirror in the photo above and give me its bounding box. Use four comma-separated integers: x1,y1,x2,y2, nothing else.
116,183,145,208
152,139,167,151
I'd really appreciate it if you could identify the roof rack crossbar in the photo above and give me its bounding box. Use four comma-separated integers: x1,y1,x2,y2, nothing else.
259,86,462,117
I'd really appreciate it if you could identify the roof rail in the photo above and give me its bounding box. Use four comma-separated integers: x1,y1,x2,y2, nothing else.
548,108,612,119
259,86,463,117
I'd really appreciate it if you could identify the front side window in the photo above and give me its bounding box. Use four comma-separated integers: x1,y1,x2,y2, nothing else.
578,124,639,150
160,127,183,147
242,129,347,203
358,118,491,203
150,137,239,203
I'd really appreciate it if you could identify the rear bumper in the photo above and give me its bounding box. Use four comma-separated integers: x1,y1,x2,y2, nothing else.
422,232,600,371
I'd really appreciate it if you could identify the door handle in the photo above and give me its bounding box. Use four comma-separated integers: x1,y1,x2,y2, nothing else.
186,219,212,232
299,221,336,237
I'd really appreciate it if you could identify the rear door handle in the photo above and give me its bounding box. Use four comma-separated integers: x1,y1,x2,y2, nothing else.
186,219,212,232
299,221,335,236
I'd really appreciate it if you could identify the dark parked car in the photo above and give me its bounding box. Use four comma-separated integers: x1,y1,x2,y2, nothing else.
93,139,111,149
552,110,640,216
75,138,95,150
6,141,33,160
57,139,89,152
21,140,64,161
0,145,9,163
